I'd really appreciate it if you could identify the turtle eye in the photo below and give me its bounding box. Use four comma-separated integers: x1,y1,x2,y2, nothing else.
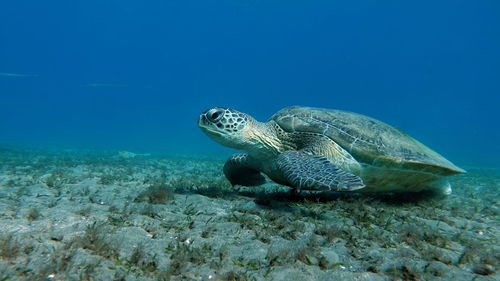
207,109,224,122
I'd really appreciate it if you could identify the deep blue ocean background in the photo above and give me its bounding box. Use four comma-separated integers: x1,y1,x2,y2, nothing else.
0,0,499,165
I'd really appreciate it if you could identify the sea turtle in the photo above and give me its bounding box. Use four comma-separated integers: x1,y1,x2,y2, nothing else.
198,106,465,195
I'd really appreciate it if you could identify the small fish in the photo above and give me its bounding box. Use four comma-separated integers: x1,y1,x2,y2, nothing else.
0,72,39,77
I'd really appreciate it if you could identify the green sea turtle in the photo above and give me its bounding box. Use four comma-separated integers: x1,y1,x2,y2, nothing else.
198,106,465,195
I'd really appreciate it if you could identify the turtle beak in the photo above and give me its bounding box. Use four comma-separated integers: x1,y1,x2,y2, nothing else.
198,113,209,128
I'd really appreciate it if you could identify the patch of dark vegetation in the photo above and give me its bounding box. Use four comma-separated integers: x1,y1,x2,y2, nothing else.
385,263,421,281
420,245,455,265
164,241,210,277
254,229,271,244
201,226,216,239
15,186,30,197
293,204,324,220
281,221,306,240
265,247,292,267
76,206,92,217
26,207,41,221
40,168,78,189
66,221,118,259
140,204,158,218
472,263,496,276
455,240,498,270
398,221,453,253
42,173,65,189
314,224,348,244
129,243,158,273
98,170,125,185
0,234,21,260
423,261,447,277
163,174,233,197
108,205,119,213
107,213,128,227
226,212,260,230
265,236,320,268
295,239,320,266
135,184,174,204
183,203,202,216
39,247,78,278
220,270,251,281
228,207,310,243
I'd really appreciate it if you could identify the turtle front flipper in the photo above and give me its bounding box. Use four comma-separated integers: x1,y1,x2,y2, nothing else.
223,154,266,186
276,151,365,192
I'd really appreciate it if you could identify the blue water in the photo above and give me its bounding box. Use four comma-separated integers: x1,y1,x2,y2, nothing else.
1,0,499,164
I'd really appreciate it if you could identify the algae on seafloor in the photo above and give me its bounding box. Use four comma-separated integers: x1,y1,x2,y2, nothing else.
0,150,498,280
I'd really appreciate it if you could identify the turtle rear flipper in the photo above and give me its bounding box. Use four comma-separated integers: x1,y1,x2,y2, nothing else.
276,151,365,192
223,154,266,186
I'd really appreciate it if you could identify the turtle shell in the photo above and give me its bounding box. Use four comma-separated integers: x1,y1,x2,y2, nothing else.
270,106,464,176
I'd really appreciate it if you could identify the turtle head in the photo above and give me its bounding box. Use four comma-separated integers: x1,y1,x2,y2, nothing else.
198,107,254,149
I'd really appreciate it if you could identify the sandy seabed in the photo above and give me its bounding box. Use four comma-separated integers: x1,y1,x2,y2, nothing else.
0,148,498,281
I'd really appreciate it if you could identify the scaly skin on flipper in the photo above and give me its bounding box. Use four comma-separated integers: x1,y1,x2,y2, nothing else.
223,153,265,187
275,151,365,192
